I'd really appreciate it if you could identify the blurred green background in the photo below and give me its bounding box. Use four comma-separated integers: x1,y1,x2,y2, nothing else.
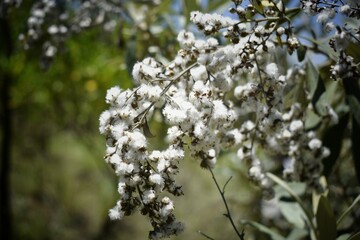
1,1,260,239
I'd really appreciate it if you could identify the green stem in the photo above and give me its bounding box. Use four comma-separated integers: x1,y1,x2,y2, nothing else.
336,195,360,227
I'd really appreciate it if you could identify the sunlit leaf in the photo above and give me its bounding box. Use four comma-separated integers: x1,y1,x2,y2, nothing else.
278,201,306,228
287,228,308,240
252,0,265,14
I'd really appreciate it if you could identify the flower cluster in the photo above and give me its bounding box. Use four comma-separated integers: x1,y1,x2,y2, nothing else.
10,0,133,68
300,1,360,80
100,1,337,237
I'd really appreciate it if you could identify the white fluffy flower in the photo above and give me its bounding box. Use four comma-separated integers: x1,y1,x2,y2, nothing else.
308,138,322,150
143,190,156,204
149,173,164,186
128,131,147,149
289,120,303,133
160,197,174,217
266,63,279,79
109,201,124,220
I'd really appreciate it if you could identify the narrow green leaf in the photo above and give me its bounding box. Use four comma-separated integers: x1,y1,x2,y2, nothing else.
306,59,319,99
252,0,265,14
285,7,301,19
337,234,351,240
316,196,337,240
239,220,285,240
142,118,155,138
348,232,360,240
337,195,360,227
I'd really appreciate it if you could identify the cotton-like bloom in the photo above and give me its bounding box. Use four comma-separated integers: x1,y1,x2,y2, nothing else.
308,138,322,150
289,120,303,133
149,173,164,187
143,190,156,204
266,63,279,79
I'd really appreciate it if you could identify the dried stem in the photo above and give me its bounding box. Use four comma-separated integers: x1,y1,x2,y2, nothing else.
208,167,245,240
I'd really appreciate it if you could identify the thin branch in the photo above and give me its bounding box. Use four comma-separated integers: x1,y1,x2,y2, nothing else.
198,230,216,240
208,167,245,240
223,176,233,193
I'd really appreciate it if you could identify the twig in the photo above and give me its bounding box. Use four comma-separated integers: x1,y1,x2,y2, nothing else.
208,167,245,240
198,230,216,240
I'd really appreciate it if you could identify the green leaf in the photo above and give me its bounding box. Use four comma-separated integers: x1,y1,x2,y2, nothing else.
306,59,319,99
142,118,155,138
337,234,351,240
297,45,307,62
239,220,285,240
285,7,301,19
305,109,322,130
283,78,307,109
275,182,307,228
348,232,360,240
311,75,326,114
278,201,306,228
316,196,337,240
266,173,316,236
252,0,265,14
322,113,349,177
337,195,360,227
287,228,308,240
